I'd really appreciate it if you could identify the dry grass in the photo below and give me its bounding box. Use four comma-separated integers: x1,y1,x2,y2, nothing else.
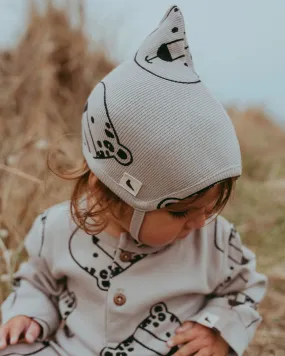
0,1,284,354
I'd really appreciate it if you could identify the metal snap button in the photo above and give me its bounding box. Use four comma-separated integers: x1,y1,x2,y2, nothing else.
120,251,132,263
114,293,126,306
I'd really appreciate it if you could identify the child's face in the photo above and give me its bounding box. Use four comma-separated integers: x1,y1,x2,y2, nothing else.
105,185,220,247
137,186,220,247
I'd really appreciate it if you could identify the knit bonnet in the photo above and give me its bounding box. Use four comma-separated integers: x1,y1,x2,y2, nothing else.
82,5,242,242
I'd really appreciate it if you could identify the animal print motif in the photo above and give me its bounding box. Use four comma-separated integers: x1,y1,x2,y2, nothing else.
100,302,181,355
82,82,133,166
57,283,77,338
215,226,253,266
214,223,257,300
134,6,200,83
157,180,225,209
58,289,77,321
69,232,147,291
223,292,258,309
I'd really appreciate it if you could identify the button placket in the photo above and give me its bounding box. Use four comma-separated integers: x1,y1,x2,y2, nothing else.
110,236,128,310
113,291,127,306
105,233,130,344
119,250,133,263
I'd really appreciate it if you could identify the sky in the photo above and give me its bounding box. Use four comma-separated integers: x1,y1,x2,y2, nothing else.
0,0,284,124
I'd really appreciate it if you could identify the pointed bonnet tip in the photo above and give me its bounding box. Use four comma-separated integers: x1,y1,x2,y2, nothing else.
158,5,188,43
135,3,198,83
160,4,185,23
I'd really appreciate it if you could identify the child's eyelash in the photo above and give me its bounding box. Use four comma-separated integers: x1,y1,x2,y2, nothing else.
169,211,190,219
169,209,215,220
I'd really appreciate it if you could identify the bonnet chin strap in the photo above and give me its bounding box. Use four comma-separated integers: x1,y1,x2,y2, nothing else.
130,209,146,242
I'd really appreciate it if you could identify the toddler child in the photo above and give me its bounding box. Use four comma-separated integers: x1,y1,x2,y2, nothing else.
0,5,266,356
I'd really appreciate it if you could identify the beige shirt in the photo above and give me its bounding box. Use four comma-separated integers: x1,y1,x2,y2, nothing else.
1,201,267,356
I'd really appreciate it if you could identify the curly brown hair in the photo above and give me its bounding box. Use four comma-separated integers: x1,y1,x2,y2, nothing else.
48,157,238,235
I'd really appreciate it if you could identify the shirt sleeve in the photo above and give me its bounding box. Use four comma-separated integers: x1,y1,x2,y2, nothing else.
188,217,268,356
1,212,65,340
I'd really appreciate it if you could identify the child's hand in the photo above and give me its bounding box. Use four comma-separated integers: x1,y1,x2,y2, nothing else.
0,316,41,350
167,321,229,356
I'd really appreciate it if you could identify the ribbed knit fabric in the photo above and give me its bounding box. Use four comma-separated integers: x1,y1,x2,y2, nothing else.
82,5,242,241
130,210,146,242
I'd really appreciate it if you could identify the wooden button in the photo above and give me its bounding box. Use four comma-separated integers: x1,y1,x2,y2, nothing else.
120,251,132,263
114,293,126,306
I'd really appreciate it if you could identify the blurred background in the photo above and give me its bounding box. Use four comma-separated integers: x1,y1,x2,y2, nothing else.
0,1,284,354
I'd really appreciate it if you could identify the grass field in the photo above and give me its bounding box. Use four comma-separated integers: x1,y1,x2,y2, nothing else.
0,2,284,354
